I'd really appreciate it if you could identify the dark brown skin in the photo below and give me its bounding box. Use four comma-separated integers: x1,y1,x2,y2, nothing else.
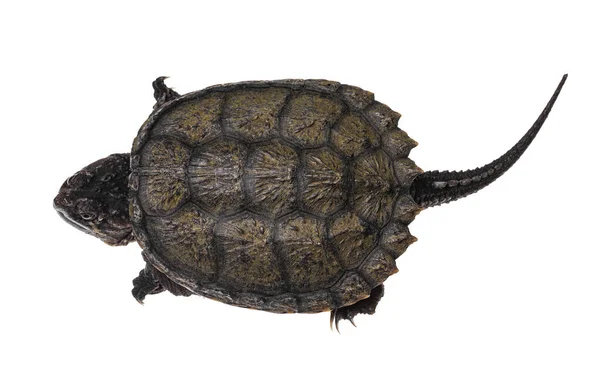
411,74,569,207
54,153,134,246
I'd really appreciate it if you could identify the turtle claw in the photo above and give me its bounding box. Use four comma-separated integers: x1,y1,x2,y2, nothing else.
329,309,345,333
349,317,357,327
152,76,180,109
329,309,336,331
328,285,385,333
330,307,358,333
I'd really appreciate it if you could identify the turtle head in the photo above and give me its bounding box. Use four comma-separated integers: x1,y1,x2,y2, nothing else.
54,153,134,246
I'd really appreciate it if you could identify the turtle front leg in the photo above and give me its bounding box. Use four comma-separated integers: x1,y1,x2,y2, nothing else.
330,285,384,332
132,264,165,304
152,76,180,110
131,263,192,304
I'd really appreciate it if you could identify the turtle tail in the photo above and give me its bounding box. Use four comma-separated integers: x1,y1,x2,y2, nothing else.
410,74,568,209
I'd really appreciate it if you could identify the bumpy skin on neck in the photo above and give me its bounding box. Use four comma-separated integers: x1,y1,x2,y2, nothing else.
410,74,567,208
54,153,133,246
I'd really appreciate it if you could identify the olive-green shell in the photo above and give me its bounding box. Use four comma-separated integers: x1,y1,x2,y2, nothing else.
130,79,422,313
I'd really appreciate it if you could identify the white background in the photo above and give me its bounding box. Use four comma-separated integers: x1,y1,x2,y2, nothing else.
2,1,599,364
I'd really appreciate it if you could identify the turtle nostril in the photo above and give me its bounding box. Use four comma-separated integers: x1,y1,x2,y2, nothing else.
53,195,72,210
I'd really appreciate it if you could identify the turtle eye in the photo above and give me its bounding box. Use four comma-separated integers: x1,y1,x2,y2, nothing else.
80,213,95,221
67,171,92,188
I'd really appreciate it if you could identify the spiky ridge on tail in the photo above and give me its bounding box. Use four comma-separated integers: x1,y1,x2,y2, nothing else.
410,74,568,208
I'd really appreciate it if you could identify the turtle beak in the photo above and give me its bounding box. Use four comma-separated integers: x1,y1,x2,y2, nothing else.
54,204,93,235
53,193,94,235
54,202,133,245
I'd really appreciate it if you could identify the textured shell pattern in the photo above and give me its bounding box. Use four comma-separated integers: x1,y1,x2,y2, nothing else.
130,79,422,313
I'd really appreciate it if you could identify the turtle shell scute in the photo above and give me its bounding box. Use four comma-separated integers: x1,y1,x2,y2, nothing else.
221,87,289,142
338,84,375,110
244,139,299,218
364,101,402,133
188,138,247,216
214,211,285,295
298,147,347,216
350,149,397,228
280,92,344,147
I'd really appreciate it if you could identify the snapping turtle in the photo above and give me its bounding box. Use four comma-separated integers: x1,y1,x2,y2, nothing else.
54,75,567,330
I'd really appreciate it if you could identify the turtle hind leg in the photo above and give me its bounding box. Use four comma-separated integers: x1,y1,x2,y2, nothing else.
330,285,384,332
131,264,192,304
152,76,180,109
